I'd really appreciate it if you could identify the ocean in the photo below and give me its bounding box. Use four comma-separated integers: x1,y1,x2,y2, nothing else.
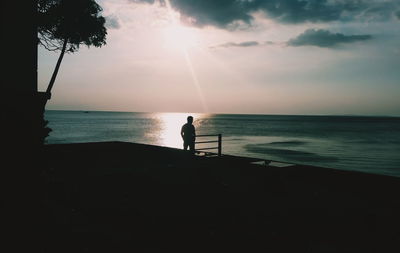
45,110,400,177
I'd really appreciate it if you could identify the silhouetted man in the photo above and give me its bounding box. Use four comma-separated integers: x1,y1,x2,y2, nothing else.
181,116,196,153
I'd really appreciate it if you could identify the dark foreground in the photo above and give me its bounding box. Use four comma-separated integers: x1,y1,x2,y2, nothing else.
41,142,400,252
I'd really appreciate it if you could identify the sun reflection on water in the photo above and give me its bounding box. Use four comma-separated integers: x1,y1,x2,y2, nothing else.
156,112,204,149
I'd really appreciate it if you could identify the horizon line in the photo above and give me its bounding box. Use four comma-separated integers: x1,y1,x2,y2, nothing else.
44,109,400,118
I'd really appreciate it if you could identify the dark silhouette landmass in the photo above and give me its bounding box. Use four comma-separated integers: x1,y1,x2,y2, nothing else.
40,141,400,252
2,3,399,252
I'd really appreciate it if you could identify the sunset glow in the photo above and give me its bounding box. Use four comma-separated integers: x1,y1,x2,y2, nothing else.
162,23,199,50
38,0,400,116
157,112,203,148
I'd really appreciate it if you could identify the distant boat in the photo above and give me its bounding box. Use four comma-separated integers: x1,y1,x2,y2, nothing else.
84,111,89,113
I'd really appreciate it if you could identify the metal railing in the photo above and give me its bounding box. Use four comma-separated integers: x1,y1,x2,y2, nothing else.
195,134,222,157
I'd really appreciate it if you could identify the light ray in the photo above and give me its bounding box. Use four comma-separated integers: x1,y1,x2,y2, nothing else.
164,0,208,112
182,49,209,112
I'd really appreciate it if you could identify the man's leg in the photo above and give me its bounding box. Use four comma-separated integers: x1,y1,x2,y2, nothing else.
189,142,195,154
183,141,189,150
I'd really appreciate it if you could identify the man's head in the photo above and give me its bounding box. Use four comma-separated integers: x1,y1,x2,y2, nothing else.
187,116,193,124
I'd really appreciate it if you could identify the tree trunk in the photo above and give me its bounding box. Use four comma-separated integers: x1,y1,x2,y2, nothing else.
46,38,68,96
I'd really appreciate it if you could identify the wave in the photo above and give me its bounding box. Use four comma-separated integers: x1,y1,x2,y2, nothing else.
244,144,338,163
267,140,307,146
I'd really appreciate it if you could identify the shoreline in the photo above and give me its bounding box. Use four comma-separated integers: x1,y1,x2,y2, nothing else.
45,140,400,178
44,111,400,177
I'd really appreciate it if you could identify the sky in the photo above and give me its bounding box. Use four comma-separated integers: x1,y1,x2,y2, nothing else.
38,0,400,116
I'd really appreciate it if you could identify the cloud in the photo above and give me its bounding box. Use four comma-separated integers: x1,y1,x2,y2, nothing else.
264,41,275,45
130,0,399,28
105,15,121,29
287,29,372,48
210,40,278,49
213,41,260,48
396,10,400,19
129,0,158,4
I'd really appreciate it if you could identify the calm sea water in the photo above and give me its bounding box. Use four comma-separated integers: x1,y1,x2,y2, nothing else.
45,110,400,177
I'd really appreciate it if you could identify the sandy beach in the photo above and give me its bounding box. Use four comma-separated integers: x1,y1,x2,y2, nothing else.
39,141,400,252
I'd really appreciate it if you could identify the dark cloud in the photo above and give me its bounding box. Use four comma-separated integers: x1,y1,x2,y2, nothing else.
105,15,120,29
131,0,399,28
214,41,260,48
210,40,278,49
287,29,372,48
168,0,253,28
396,10,400,19
129,0,157,4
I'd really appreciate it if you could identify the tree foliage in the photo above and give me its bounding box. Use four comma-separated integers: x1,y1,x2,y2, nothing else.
38,0,107,53
38,0,107,95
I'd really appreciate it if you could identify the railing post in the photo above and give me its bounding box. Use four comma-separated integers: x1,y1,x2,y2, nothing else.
218,134,222,157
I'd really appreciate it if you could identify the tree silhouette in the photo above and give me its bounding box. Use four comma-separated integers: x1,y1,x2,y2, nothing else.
38,0,107,97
